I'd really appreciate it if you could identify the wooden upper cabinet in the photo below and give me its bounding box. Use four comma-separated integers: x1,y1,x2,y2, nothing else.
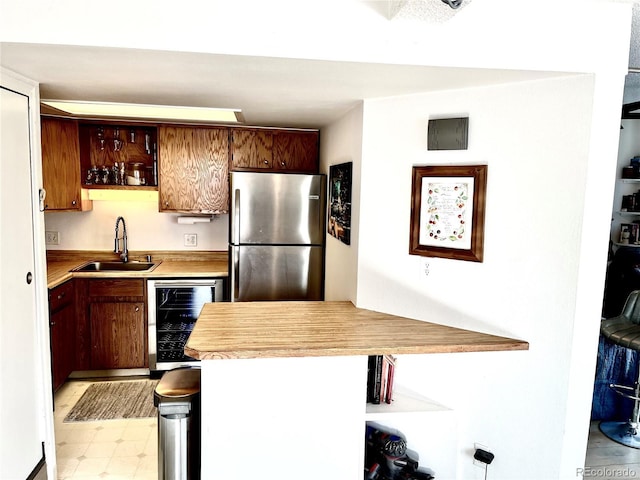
230,128,319,173
230,129,273,170
158,126,229,214
41,117,92,211
273,131,319,173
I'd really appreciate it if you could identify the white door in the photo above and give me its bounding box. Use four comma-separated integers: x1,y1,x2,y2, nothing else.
0,86,43,478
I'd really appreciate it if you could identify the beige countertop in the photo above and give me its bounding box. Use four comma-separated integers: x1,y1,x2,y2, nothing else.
185,300,529,360
46,250,228,289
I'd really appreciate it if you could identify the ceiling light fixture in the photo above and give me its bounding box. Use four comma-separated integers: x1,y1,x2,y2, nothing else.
441,0,462,8
40,100,244,124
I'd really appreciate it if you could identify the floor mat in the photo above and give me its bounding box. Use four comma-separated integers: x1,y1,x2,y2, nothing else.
64,379,159,422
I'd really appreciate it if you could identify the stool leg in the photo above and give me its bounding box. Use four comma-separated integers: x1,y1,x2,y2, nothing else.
600,362,640,448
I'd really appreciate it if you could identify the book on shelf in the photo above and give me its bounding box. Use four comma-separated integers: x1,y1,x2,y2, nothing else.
620,222,640,245
366,354,396,405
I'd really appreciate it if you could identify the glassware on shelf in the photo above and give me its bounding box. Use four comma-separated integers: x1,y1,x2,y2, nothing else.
97,127,105,151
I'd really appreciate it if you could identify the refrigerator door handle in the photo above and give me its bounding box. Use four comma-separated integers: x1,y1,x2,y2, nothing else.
232,245,240,302
233,188,241,245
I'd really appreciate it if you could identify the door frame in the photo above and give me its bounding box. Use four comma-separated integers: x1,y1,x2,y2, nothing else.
1,67,56,479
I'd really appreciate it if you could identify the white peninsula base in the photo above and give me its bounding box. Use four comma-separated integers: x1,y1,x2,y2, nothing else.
199,355,457,480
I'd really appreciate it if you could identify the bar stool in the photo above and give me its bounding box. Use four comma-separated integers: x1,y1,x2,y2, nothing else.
600,290,640,448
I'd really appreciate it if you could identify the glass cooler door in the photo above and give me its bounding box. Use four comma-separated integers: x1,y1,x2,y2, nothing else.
155,286,216,364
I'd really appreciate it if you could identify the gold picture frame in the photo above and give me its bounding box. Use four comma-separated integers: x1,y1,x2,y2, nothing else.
409,165,487,262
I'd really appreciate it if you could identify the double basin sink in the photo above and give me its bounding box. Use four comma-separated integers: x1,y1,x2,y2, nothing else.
72,261,158,272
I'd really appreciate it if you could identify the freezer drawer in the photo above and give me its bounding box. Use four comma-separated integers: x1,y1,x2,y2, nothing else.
231,245,324,302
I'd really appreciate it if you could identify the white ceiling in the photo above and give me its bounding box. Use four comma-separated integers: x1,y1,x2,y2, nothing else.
1,1,638,128
1,42,563,129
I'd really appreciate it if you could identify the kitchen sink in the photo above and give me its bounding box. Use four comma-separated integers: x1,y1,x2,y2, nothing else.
72,261,158,272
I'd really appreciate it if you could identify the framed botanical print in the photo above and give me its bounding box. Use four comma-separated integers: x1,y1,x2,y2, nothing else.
409,165,487,262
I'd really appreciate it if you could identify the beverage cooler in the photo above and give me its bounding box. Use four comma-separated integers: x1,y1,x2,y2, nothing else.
148,279,224,371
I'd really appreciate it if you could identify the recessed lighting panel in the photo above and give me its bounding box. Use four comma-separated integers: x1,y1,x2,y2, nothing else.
41,100,243,124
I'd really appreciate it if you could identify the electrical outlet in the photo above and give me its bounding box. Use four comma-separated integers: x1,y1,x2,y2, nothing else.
45,231,60,245
184,233,197,247
473,443,493,468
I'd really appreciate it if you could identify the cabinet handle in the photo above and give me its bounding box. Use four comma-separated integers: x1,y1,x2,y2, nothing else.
263,160,269,165
57,293,65,300
50,321,56,327
135,306,140,312
71,199,77,206
280,161,286,167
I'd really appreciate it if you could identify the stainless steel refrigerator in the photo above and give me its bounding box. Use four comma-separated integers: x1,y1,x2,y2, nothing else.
229,171,326,302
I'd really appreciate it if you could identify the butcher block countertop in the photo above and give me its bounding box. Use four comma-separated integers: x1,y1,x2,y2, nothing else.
46,250,228,288
185,301,529,360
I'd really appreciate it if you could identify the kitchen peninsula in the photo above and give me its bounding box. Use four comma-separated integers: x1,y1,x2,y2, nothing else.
185,301,528,480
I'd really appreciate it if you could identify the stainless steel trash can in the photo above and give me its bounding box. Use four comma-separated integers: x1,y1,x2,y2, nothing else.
154,367,201,480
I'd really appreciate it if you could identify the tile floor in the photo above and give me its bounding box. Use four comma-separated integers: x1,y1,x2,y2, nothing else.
52,382,640,480
53,378,158,480
585,421,640,478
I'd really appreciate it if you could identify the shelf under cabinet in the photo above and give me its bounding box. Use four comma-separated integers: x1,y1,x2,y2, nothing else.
83,184,157,191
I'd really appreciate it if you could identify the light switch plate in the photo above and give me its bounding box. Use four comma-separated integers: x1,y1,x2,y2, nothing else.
45,231,60,245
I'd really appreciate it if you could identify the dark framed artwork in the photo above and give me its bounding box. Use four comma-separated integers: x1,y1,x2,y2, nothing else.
328,162,352,245
409,165,487,262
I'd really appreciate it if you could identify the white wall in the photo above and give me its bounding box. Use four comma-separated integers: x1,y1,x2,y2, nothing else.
352,75,604,479
357,76,606,479
320,103,363,302
44,200,229,251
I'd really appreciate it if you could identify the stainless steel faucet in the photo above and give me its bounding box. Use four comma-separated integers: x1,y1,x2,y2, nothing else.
114,216,128,263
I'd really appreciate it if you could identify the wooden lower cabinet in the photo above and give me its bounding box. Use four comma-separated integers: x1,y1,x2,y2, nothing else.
75,278,148,371
90,302,146,369
49,281,76,391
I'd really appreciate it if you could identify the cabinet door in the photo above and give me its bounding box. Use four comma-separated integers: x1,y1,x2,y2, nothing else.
230,129,273,170
273,131,319,173
50,302,75,391
90,302,146,369
41,117,90,211
49,281,76,390
159,126,229,213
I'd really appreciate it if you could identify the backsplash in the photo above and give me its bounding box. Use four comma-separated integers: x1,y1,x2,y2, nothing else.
44,199,228,251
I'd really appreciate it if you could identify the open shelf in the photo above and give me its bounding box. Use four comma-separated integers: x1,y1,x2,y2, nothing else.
365,385,451,419
612,242,640,248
